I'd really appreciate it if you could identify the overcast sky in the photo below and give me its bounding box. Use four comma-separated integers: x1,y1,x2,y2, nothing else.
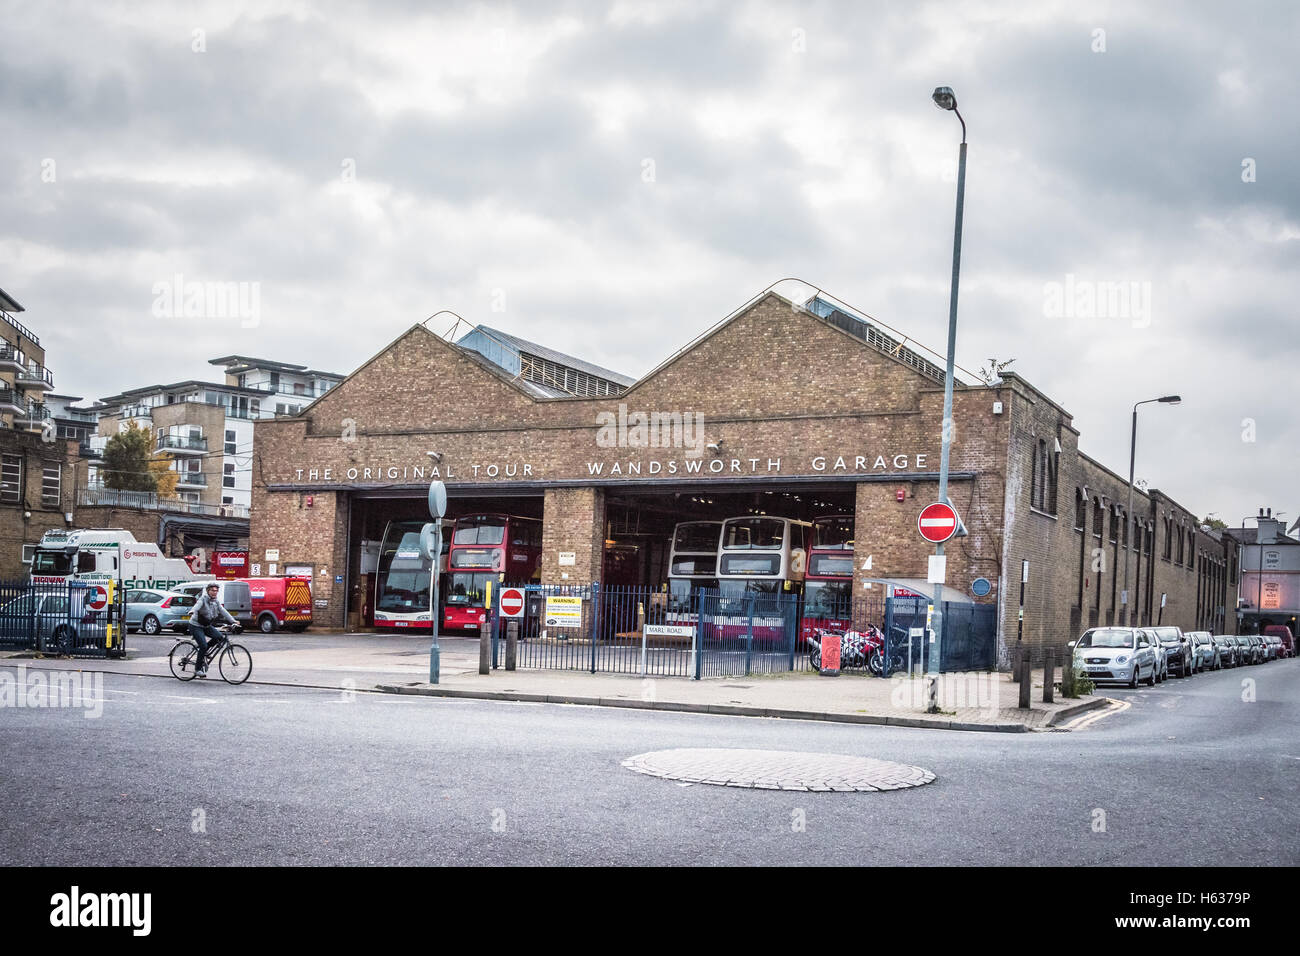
2,0,1295,524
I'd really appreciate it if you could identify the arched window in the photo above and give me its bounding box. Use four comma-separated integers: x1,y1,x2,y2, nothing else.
1092,499,1104,537
1074,489,1086,530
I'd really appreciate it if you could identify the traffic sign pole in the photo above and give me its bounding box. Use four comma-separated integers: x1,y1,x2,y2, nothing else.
427,480,447,684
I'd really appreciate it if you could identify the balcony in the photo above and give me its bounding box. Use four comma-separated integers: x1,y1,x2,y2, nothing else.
1,308,39,346
16,364,54,390
15,402,49,428
78,486,249,519
174,471,207,487
0,387,22,414
0,344,25,374
117,403,154,420
156,434,208,454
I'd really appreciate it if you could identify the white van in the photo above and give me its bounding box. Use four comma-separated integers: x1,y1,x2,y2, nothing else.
169,580,253,627
30,528,210,592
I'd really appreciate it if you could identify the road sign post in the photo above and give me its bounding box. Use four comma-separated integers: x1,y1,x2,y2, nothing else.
918,501,960,684
426,480,447,684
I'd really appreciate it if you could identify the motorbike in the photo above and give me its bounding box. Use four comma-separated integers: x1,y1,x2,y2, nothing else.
807,625,885,672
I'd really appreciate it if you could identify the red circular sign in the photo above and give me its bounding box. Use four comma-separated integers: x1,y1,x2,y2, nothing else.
500,588,525,617
918,502,960,543
86,585,108,611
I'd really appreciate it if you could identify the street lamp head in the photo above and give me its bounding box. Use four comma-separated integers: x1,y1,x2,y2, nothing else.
1158,395,1181,404
932,86,958,110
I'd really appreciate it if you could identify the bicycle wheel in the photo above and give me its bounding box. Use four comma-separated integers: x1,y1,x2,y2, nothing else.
219,642,253,685
169,640,199,681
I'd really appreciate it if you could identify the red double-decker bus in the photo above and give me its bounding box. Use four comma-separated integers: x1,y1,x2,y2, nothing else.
800,515,855,642
443,514,542,632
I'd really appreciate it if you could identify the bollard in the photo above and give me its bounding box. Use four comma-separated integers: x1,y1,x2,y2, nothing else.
479,621,490,675
1018,646,1033,709
1043,646,1056,703
1062,645,1075,698
1012,643,1022,683
506,619,518,671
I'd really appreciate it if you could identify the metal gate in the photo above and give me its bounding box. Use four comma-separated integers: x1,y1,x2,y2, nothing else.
0,579,125,658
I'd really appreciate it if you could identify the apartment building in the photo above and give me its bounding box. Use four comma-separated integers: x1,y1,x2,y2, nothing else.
94,357,343,513
0,287,55,434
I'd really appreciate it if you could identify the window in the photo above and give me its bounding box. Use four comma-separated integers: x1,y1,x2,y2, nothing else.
1074,490,1086,530
41,463,60,505
223,463,236,489
1109,508,1118,543
225,429,236,455
223,496,234,505
1,453,21,504
1121,511,1129,548
1092,499,1104,537
1162,516,1173,559
1144,524,1153,556
1175,525,1185,565
1031,440,1047,510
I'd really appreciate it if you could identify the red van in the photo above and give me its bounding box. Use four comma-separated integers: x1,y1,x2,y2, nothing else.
240,576,313,633
1262,624,1294,658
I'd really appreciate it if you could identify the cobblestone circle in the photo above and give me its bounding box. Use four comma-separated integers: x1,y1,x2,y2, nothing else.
621,748,936,792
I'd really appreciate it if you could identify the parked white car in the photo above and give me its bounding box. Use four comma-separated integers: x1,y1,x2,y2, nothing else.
1072,626,1157,688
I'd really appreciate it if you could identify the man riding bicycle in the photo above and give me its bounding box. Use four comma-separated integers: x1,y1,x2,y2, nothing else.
189,583,239,678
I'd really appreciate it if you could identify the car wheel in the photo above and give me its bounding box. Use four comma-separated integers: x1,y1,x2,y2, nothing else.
1129,667,1139,689
142,615,161,636
1144,663,1156,687
258,613,278,634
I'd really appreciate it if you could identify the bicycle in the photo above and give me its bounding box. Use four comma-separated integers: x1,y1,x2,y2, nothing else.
168,624,252,685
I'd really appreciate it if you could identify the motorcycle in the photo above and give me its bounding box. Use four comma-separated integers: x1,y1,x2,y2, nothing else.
807,625,885,672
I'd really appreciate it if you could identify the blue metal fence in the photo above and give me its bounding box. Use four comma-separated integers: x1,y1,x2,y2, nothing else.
489,583,997,679
0,579,125,658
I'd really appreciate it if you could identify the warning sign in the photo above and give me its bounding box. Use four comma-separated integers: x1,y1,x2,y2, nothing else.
544,595,582,629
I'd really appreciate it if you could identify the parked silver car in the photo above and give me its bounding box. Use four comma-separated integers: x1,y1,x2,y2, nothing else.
1188,631,1216,671
1141,628,1168,682
1211,634,1237,668
0,592,88,653
1073,626,1157,688
1151,626,1192,677
124,588,197,635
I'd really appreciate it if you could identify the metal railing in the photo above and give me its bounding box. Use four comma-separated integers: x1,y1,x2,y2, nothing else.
16,364,54,388
156,434,208,452
77,486,249,518
0,579,123,658
17,402,49,422
482,585,998,679
0,386,21,409
0,308,39,345
0,344,25,366
174,471,207,486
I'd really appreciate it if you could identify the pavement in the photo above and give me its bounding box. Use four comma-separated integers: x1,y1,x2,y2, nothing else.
2,631,1107,732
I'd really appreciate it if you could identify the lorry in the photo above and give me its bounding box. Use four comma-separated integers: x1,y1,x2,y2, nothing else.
29,528,212,593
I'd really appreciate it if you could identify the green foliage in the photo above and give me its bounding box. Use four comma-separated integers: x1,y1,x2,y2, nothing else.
1201,515,1227,531
1061,652,1095,698
102,422,158,492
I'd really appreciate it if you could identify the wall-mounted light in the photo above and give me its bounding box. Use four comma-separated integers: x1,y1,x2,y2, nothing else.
706,441,722,454
426,451,443,463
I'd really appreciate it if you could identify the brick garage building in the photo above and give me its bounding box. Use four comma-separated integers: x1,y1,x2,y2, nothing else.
250,286,1237,660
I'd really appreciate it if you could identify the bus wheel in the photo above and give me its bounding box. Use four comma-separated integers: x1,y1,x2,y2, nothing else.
258,613,278,634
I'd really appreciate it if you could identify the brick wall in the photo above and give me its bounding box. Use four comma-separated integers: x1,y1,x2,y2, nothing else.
0,431,77,578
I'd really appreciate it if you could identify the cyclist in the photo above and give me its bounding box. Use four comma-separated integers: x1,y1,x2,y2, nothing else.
189,583,238,678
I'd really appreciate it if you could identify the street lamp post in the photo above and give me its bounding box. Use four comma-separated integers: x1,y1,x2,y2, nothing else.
1123,396,1180,625
929,86,966,678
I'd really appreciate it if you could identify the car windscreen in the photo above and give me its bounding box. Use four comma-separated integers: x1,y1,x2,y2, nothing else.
30,551,72,575
1077,629,1134,648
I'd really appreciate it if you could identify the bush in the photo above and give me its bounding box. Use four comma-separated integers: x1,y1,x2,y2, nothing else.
1061,653,1094,698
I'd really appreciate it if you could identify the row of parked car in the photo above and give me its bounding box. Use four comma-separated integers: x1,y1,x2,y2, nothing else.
123,578,312,636
1071,624,1294,688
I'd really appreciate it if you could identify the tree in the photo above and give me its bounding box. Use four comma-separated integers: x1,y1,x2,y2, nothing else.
149,453,180,497
102,422,157,492
1202,515,1227,532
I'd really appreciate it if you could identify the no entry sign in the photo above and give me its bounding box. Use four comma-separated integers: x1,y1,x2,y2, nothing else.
918,502,960,543
499,587,525,618
86,585,108,611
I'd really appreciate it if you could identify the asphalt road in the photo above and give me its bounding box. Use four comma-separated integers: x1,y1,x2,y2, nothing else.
1,658,1296,866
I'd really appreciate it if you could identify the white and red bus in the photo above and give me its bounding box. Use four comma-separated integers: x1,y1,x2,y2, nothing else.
714,516,811,641
800,515,855,641
443,514,542,632
666,521,721,619
373,519,452,630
